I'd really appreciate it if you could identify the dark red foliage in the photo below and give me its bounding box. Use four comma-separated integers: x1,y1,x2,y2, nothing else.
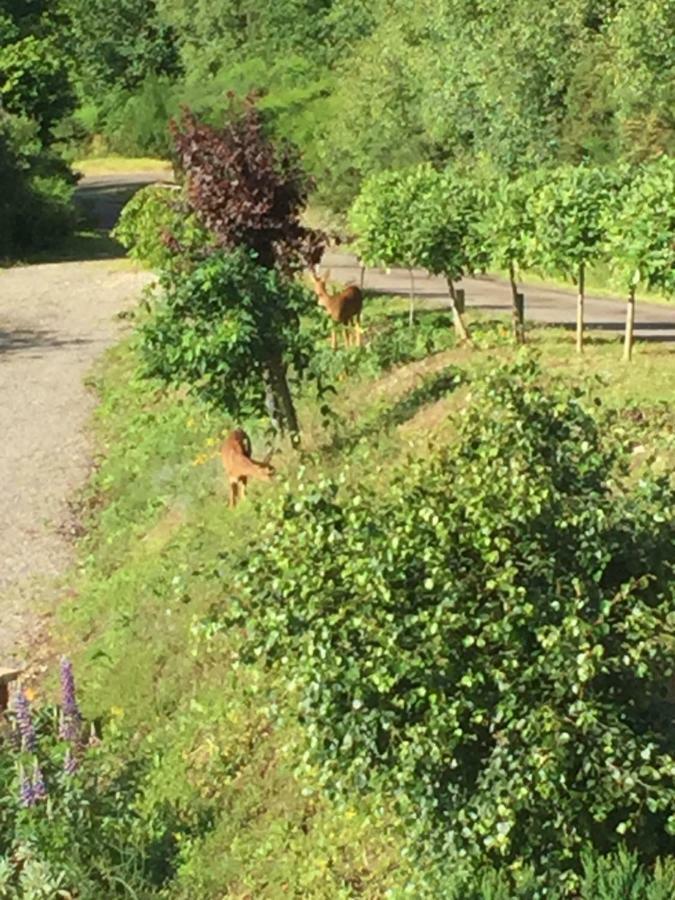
170,99,325,274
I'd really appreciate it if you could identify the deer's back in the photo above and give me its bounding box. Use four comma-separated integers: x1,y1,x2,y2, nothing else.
329,286,362,324
221,428,251,475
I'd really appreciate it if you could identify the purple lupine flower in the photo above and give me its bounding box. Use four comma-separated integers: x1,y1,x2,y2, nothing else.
19,767,35,808
32,762,48,801
9,723,22,752
59,657,82,743
58,709,79,743
64,748,79,776
14,688,37,753
59,657,81,720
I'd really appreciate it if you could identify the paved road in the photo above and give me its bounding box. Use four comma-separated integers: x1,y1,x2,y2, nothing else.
321,251,675,343
78,173,675,342
74,171,173,231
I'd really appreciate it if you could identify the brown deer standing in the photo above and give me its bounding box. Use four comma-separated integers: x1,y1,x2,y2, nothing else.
221,429,275,508
310,270,363,349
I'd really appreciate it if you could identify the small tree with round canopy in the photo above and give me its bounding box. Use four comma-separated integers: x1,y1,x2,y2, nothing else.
348,168,423,326
603,156,675,362
349,164,481,342
526,164,620,353
478,171,542,344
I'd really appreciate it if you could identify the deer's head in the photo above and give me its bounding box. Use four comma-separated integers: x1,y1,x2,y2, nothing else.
310,269,331,306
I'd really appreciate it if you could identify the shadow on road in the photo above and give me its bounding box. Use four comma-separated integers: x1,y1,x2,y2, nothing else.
0,327,93,358
552,321,675,343
363,286,675,343
8,176,169,266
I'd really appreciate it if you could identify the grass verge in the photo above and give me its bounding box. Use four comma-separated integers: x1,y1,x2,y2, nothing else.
31,306,674,896
72,156,173,177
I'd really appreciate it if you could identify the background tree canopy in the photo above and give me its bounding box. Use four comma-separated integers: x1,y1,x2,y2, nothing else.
28,0,670,211
2,0,674,248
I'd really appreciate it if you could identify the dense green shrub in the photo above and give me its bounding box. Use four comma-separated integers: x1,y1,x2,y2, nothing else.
140,248,317,421
228,357,675,891
0,35,74,137
113,182,210,269
0,113,76,258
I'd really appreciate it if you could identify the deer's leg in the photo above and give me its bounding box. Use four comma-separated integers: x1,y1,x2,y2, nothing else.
229,479,238,508
355,315,362,346
331,328,337,351
343,325,351,349
240,476,248,501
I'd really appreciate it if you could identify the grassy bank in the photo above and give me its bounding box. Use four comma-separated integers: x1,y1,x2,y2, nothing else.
4,303,673,896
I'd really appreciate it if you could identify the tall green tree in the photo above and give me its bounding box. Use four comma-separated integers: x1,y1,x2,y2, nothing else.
478,173,542,344
62,0,180,100
603,157,675,361
527,165,620,353
605,0,675,161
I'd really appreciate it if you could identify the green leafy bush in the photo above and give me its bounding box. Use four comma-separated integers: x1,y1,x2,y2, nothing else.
229,357,675,890
140,248,316,420
113,182,210,269
304,308,457,384
0,35,74,137
0,112,76,257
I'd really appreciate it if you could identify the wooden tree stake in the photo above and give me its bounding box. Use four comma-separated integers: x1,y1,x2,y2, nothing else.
623,286,636,362
576,263,585,354
446,278,471,344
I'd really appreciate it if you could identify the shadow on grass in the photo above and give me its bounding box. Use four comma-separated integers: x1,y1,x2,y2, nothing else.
534,321,675,345
325,367,465,456
2,176,163,266
14,230,125,265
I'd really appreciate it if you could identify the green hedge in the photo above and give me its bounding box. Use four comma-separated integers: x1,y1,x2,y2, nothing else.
229,357,675,891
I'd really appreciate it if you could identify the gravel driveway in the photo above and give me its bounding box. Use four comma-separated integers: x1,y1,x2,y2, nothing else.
0,187,154,666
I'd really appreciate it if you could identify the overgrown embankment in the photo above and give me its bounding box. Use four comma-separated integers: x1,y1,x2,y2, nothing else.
1,305,674,897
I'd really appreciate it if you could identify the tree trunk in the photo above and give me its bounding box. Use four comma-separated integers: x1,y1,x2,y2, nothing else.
576,262,585,354
446,278,471,344
262,369,283,437
623,286,636,362
359,265,366,291
265,354,301,447
408,268,415,327
509,261,525,344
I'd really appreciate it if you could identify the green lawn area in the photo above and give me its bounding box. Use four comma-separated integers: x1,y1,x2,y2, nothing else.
72,156,173,177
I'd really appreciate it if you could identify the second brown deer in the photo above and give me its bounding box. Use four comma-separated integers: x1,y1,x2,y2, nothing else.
221,428,275,508
310,270,363,349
